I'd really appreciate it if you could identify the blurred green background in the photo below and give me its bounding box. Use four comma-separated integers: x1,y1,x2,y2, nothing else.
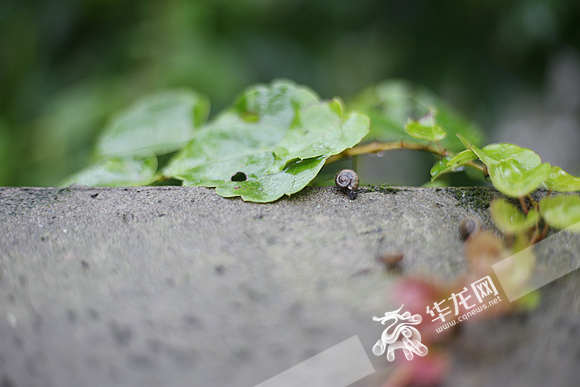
1,0,579,187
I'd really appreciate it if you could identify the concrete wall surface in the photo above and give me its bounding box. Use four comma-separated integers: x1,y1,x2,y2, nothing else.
1,186,579,387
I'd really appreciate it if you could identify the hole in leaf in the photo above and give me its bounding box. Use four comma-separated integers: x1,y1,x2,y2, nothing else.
231,172,247,182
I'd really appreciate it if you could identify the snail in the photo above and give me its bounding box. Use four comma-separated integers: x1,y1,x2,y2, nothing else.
335,169,359,200
459,216,481,240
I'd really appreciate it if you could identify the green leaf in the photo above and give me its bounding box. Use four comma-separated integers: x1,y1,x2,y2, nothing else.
214,157,326,202
539,195,580,231
490,198,539,234
471,143,541,170
446,149,477,168
165,80,370,202
430,156,453,181
487,160,551,198
404,112,447,142
59,156,158,187
542,166,580,192
422,180,449,187
347,79,483,151
96,90,210,158
455,133,472,149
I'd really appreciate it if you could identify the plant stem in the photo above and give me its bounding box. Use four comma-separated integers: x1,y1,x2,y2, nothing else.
519,196,529,215
325,140,443,165
464,160,488,176
325,140,488,176
539,222,551,239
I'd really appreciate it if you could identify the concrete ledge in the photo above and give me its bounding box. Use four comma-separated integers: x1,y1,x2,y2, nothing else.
1,186,579,387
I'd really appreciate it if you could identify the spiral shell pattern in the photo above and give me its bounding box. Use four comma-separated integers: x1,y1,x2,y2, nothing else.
335,169,359,200
459,216,481,240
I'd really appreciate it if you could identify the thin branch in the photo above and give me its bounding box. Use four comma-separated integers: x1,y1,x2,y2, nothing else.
519,196,529,215
325,140,444,165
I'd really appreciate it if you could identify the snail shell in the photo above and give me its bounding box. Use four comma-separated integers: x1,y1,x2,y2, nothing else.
459,216,481,240
335,169,359,200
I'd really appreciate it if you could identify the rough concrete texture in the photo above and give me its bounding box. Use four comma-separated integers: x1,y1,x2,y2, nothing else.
0,186,579,387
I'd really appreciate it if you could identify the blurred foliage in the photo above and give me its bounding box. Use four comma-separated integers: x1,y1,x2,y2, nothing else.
0,0,579,186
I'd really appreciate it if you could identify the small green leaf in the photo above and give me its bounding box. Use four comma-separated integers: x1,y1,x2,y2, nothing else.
430,156,453,181
446,149,477,168
487,160,551,198
542,166,580,192
539,195,580,231
348,79,483,151
59,156,158,187
471,143,541,170
490,198,539,234
165,80,370,202
455,133,472,149
96,90,210,158
404,112,447,142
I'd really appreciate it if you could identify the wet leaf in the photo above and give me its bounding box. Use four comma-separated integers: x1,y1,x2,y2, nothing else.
490,198,539,234
165,80,369,202
446,149,477,168
487,160,551,198
59,156,158,187
214,157,326,202
539,195,580,231
542,166,580,192
430,156,453,181
96,90,210,158
404,112,447,142
471,143,541,170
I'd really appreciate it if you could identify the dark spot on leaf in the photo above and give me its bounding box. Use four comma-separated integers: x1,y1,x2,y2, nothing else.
231,172,247,182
